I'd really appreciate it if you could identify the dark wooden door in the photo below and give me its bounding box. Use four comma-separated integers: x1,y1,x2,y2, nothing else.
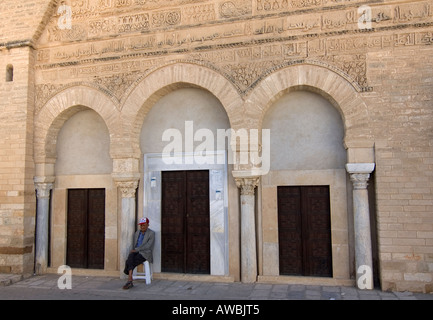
86,189,105,269
278,186,332,277
67,189,105,269
67,189,88,268
277,186,303,275
161,170,210,274
161,171,186,273
185,171,210,274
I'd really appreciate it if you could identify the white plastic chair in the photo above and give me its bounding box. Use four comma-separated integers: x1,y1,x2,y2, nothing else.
132,260,152,285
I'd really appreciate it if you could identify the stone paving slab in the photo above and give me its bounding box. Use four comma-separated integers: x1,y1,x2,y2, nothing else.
1,273,432,301
0,273,26,286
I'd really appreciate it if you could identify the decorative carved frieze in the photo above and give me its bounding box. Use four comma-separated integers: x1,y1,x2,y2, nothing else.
220,1,252,19
40,1,433,44
92,71,142,100
152,9,181,28
118,13,150,33
33,0,433,105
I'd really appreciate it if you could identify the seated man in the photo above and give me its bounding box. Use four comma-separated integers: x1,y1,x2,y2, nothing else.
122,217,155,289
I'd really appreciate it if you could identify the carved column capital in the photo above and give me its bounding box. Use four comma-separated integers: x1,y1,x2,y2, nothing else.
34,177,54,199
235,176,260,196
349,173,371,190
346,163,375,190
115,180,139,198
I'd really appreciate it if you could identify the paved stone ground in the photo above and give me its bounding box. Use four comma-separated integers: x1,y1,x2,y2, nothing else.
1,273,432,301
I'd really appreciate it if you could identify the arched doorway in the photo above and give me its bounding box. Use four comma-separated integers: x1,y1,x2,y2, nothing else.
139,87,232,276
49,108,116,271
33,86,120,275
260,89,351,280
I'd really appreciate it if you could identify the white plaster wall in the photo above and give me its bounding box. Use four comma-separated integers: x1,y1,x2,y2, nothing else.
140,87,231,154
262,90,346,170
55,109,112,175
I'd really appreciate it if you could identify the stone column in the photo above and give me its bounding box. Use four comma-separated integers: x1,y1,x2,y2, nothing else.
346,163,375,290
235,176,260,283
34,180,53,275
116,179,139,279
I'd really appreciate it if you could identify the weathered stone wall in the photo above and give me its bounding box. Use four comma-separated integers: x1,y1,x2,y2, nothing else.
0,46,36,274
366,46,433,292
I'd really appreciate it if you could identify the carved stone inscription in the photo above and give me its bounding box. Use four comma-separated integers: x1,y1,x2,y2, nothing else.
35,0,433,105
41,1,433,43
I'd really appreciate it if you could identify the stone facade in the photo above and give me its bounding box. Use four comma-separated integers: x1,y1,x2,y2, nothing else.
0,0,432,293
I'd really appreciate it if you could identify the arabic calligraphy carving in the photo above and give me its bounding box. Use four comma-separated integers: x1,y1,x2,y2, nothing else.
34,0,433,107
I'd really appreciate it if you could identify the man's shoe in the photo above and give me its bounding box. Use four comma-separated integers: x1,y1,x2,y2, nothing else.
122,281,133,290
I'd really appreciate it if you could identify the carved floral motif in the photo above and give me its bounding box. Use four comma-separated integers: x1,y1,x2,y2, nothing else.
92,71,142,100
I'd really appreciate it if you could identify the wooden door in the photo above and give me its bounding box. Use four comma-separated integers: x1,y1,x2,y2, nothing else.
161,170,210,274
278,186,332,277
67,189,88,268
277,186,303,275
160,171,186,273
185,170,210,274
67,189,105,269
86,189,105,269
